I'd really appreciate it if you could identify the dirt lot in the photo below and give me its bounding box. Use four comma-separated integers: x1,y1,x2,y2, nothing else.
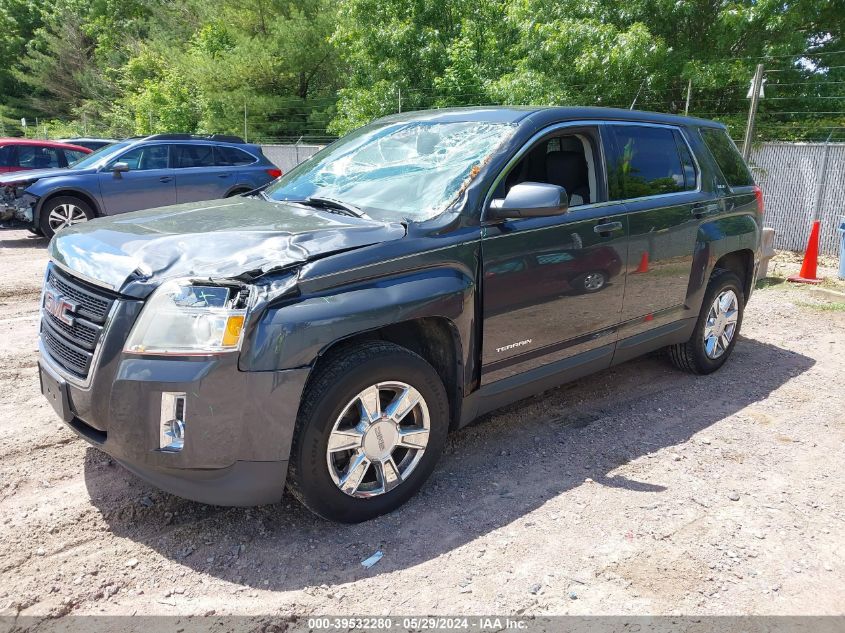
1,228,844,624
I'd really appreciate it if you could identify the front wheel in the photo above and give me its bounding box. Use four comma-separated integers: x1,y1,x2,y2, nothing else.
573,270,607,293
287,341,449,522
668,268,745,374
38,196,95,239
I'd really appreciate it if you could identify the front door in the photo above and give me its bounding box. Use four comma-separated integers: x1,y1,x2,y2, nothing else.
98,144,176,215
480,126,629,385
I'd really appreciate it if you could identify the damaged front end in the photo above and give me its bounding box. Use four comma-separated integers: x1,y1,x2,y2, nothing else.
0,182,38,226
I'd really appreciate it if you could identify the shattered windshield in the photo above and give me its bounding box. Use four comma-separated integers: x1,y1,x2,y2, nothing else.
264,120,516,221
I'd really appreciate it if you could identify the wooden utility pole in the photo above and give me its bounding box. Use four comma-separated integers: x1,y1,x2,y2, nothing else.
742,64,764,161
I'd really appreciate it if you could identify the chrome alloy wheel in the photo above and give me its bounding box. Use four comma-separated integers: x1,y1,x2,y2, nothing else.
48,203,88,231
583,272,606,291
703,289,739,359
326,381,430,498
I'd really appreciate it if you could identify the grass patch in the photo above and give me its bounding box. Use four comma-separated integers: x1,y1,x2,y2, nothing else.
756,277,786,290
796,301,845,312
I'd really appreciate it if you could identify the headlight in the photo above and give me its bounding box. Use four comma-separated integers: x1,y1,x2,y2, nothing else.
124,281,249,355
2,182,34,200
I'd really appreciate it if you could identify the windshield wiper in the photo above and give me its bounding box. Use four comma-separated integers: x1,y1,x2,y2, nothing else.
302,196,370,219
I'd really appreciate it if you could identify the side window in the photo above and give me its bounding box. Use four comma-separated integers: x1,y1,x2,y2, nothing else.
700,127,754,187
63,149,88,165
0,145,13,167
215,146,256,166
673,130,697,190
607,125,695,200
17,145,62,169
494,130,599,206
173,144,215,168
113,145,169,170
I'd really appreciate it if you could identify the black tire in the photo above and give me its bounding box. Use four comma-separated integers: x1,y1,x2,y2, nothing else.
27,226,44,236
668,268,745,374
287,341,449,523
225,188,250,198
38,196,95,239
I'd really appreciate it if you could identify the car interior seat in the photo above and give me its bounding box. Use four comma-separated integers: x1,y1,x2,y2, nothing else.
32,154,51,169
545,150,590,206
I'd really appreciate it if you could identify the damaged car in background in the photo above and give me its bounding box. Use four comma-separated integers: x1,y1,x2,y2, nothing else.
2,133,281,238
37,107,762,522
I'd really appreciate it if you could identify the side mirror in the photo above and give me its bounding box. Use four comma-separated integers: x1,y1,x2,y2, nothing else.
487,182,569,220
111,162,129,176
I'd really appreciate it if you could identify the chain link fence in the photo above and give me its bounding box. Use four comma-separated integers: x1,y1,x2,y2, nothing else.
749,142,845,256
260,144,324,175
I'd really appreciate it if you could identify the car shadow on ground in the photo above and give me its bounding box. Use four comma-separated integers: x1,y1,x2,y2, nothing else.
84,335,813,591
0,232,47,249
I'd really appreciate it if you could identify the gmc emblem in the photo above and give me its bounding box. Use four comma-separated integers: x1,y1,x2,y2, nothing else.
43,288,78,326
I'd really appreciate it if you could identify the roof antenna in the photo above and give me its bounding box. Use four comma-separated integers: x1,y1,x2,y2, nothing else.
629,78,647,110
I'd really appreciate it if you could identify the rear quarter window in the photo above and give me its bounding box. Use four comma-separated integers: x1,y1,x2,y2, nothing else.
215,146,256,166
699,127,754,187
63,149,88,164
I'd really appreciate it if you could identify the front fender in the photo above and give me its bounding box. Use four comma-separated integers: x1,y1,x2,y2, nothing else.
241,267,475,372
27,178,103,216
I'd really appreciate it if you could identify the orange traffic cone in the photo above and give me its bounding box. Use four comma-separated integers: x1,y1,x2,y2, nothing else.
788,220,824,285
633,251,649,274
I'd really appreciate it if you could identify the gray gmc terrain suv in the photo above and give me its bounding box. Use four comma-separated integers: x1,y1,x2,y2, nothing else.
38,107,762,522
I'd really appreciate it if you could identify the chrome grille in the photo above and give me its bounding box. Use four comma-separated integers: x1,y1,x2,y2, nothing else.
46,268,112,323
43,309,100,349
42,326,92,376
40,266,117,379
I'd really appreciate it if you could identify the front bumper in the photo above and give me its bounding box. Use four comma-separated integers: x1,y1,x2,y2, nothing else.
39,338,310,506
1,192,36,224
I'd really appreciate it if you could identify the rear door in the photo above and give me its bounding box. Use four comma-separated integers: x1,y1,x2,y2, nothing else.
480,124,629,385
604,123,716,336
217,145,266,191
97,144,176,214
173,144,231,202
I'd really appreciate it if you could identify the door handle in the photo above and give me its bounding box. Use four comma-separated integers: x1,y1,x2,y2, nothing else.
159,176,173,183
691,202,720,218
217,173,231,178
594,221,623,236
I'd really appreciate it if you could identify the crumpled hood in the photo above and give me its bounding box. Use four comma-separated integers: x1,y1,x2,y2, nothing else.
49,197,406,291
1,167,95,185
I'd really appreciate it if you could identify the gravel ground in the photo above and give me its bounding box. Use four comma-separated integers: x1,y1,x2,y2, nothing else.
1,228,843,623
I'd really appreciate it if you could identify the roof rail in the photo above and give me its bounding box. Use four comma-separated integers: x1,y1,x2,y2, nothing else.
207,134,246,143
143,133,246,143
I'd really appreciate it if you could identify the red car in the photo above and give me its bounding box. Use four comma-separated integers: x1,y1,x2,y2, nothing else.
0,138,91,174
484,245,624,314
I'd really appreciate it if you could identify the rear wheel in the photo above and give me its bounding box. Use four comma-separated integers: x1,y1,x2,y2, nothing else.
39,196,94,239
668,268,744,374
287,341,449,523
225,188,250,198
